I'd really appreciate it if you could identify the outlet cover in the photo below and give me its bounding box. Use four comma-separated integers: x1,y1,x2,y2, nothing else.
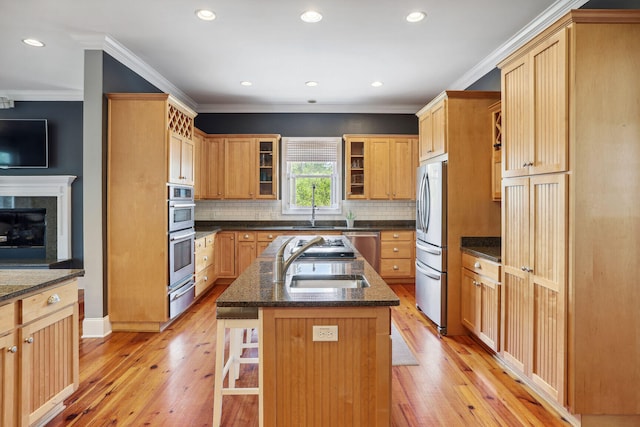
312,325,338,342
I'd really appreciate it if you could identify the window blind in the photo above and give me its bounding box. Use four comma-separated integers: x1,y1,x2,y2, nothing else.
284,138,340,163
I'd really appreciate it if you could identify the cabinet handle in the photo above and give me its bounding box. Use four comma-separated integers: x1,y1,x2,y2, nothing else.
25,337,34,344
393,265,399,270
393,234,399,238
204,275,208,282
244,234,250,239
8,346,17,353
521,266,533,273
474,261,481,269
203,256,208,261
393,248,399,252
268,234,273,239
47,294,61,305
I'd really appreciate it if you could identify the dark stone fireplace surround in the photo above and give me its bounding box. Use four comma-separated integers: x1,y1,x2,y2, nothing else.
0,196,57,259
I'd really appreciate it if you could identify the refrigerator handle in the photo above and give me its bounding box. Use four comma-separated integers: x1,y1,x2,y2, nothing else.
415,261,441,280
416,242,441,255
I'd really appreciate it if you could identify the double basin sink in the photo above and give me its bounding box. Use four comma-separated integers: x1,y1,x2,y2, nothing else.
288,274,370,289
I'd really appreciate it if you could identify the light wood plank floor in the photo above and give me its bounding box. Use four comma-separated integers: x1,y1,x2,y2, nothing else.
47,284,573,426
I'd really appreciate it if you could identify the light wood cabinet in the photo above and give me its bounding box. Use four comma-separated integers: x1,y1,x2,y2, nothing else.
257,231,282,255
215,232,236,279
222,135,279,200
18,279,79,426
344,135,418,200
489,101,502,201
193,128,205,199
418,98,446,161
0,303,17,427
168,132,194,185
261,306,391,427
236,232,257,274
380,230,414,282
499,11,640,423
107,93,197,332
203,137,224,199
501,28,567,178
195,233,216,297
461,253,501,352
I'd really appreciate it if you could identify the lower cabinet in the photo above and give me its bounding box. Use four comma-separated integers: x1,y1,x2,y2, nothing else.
195,233,216,297
0,304,17,427
461,253,501,352
215,232,237,279
379,230,415,282
236,232,257,274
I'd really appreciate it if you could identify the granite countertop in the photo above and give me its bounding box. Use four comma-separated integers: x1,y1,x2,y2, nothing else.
216,235,400,309
196,220,414,233
0,269,85,303
460,237,501,263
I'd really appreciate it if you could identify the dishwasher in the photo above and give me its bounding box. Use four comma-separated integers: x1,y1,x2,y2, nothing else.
343,231,380,272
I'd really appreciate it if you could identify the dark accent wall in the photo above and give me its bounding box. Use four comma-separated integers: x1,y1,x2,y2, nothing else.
466,68,501,91
103,52,162,94
0,101,84,266
583,0,640,8
195,113,418,136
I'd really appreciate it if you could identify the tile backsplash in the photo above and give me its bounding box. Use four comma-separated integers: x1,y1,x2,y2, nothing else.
195,200,415,222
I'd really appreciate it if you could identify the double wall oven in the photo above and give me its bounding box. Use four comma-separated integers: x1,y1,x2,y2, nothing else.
168,184,196,319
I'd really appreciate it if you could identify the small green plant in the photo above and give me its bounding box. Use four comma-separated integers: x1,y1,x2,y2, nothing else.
345,210,356,220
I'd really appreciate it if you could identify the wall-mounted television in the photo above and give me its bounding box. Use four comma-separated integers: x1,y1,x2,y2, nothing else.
0,119,49,168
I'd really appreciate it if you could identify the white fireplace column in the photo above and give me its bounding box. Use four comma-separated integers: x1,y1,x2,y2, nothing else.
0,175,76,259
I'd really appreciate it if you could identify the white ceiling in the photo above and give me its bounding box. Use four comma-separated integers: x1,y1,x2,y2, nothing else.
0,0,587,113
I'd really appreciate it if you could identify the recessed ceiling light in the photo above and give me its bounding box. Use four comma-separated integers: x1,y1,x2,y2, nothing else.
300,10,323,23
240,81,253,87
305,81,318,87
371,81,384,87
406,11,426,23
22,38,45,47
195,9,216,21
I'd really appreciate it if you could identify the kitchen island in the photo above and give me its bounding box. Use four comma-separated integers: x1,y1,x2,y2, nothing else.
216,236,399,427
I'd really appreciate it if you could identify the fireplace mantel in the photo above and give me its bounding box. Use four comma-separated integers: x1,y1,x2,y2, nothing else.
0,175,77,259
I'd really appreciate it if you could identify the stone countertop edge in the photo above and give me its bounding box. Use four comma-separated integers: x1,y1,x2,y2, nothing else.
195,220,415,232
0,269,85,302
460,236,501,263
217,236,400,309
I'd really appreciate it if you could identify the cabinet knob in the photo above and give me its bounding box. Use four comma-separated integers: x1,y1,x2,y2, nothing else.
203,256,208,261
474,262,481,269
393,234,399,238
8,346,17,353
268,234,273,239
47,294,61,305
244,234,250,239
393,265,399,270
393,247,399,252
204,275,208,282
25,337,34,344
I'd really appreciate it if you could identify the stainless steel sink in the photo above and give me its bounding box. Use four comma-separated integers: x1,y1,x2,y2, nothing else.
288,274,370,289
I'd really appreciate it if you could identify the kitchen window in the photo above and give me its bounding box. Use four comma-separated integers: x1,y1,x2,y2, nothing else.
281,137,342,215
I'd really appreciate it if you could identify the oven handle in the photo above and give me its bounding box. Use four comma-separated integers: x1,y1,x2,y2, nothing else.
169,202,196,208
416,242,441,256
169,230,196,241
171,282,196,300
415,261,441,281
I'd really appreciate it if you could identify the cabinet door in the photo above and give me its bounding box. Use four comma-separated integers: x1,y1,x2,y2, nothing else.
368,138,391,199
418,111,432,162
345,138,367,199
205,137,224,199
461,268,479,333
430,100,447,157
529,173,567,401
502,55,531,178
478,276,501,352
193,131,204,199
20,305,78,426
236,232,257,275
257,138,278,199
215,232,236,278
168,132,194,185
390,138,416,200
0,331,17,427
529,29,568,176
224,138,256,199
501,177,530,373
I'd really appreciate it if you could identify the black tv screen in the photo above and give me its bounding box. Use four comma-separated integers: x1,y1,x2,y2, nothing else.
0,119,48,168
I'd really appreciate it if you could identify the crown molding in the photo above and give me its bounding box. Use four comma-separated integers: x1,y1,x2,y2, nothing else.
0,90,83,101
449,0,590,90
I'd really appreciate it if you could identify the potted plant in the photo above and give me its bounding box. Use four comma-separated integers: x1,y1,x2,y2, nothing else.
345,210,356,228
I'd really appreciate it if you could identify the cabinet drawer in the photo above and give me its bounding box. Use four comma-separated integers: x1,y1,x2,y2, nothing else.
462,253,500,282
237,231,256,242
380,259,414,277
196,243,215,272
381,230,414,241
0,303,15,335
257,231,281,242
380,241,413,259
20,280,78,324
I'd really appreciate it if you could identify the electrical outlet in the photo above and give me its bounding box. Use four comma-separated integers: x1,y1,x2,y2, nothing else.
312,325,338,342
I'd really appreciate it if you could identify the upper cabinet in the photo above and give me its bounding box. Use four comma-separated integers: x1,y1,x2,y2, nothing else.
418,98,446,161
166,102,196,185
489,101,502,201
344,135,418,200
195,133,280,200
501,28,567,178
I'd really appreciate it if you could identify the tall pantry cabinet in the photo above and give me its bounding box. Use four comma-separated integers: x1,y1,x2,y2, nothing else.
107,93,197,332
499,10,640,425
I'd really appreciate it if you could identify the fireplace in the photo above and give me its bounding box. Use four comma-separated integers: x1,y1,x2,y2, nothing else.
0,176,76,260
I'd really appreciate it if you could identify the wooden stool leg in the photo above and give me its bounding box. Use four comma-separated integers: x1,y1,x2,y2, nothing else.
212,320,226,427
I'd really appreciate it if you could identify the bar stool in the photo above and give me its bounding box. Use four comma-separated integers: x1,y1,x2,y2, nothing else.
213,307,260,427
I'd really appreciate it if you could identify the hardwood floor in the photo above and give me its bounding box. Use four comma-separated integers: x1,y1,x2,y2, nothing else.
48,285,572,426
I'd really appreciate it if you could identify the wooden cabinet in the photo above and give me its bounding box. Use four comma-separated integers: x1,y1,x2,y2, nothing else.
203,137,225,199
418,98,446,161
489,101,502,201
499,12,640,422
502,174,567,401
0,303,17,427
107,93,197,332
168,132,194,185
501,29,567,179
461,253,501,352
195,233,216,297
344,135,418,200
261,306,391,427
18,279,79,426
236,232,257,274
257,231,282,255
193,128,205,199
215,232,236,279
223,135,279,200
380,230,414,282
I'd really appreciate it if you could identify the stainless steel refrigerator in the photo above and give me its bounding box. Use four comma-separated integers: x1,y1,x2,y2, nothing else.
415,161,448,335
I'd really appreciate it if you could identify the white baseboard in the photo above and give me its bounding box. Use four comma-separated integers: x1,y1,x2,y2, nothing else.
82,315,112,338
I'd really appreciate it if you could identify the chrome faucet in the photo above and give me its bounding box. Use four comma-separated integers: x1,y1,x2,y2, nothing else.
273,236,325,284
310,183,317,227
